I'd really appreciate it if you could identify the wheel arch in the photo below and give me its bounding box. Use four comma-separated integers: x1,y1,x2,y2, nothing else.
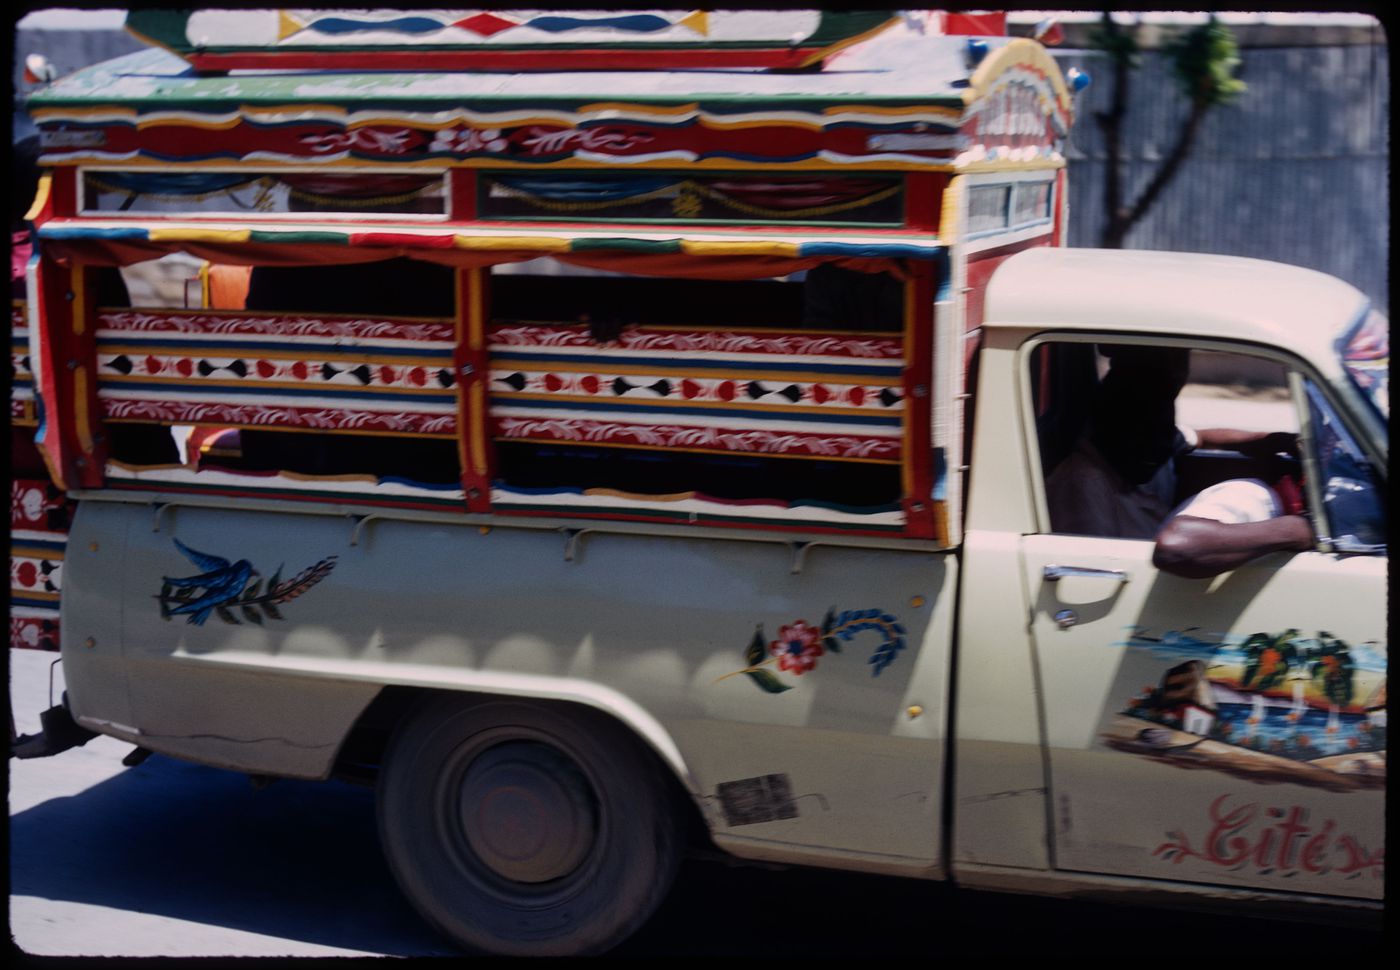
333,676,700,809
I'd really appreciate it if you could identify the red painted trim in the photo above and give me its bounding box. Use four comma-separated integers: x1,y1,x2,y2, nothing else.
964,253,1005,333
50,169,78,219
49,120,960,169
1053,168,1068,247
902,263,937,540
964,237,1056,334
33,258,103,489
457,268,494,513
944,11,1007,36
968,236,1056,265
450,170,477,222
487,322,904,360
98,308,455,342
350,231,456,248
185,46,827,73
904,174,942,232
11,614,62,652
77,269,109,486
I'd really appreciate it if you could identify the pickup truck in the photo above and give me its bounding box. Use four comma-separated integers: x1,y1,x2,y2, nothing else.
12,9,1386,956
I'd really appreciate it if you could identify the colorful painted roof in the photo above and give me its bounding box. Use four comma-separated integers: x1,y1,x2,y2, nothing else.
30,22,1073,174
31,19,1065,111
124,9,899,72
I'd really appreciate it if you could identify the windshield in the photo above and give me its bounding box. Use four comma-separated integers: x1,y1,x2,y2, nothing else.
1338,307,1389,421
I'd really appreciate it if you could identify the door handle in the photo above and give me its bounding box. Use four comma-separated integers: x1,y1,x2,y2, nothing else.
1043,564,1129,583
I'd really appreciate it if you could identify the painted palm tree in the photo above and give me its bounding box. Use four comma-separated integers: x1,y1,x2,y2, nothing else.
1308,632,1356,710
1238,628,1300,693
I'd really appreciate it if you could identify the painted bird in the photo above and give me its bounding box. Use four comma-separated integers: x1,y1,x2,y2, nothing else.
162,538,256,626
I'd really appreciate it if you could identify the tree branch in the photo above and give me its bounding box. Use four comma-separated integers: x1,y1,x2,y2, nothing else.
1122,96,1209,235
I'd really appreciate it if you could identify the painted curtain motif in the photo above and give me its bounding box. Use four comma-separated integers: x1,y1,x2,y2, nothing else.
1102,628,1386,792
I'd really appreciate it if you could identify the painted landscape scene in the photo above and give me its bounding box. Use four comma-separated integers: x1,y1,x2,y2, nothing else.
1102,628,1386,791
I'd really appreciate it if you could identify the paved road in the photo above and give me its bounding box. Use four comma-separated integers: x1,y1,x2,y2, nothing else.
9,647,1385,958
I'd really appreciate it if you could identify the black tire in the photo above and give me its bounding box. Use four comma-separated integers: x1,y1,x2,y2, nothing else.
376,694,682,956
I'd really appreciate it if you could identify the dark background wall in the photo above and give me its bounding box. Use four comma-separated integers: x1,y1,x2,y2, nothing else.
1054,40,1389,313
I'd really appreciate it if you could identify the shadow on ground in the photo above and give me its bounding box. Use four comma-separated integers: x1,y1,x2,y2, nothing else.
11,752,1386,957
10,754,451,956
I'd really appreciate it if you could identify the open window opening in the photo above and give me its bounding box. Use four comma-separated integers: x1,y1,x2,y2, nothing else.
98,257,463,500
490,258,903,332
487,258,908,522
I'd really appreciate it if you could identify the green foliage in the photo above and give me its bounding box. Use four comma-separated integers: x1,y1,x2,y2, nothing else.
744,668,792,694
1165,16,1246,107
745,627,766,666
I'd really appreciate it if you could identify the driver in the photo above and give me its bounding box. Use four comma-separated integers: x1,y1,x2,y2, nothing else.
1045,344,1314,575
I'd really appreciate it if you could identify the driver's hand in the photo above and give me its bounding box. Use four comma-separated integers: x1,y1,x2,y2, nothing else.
1240,431,1300,459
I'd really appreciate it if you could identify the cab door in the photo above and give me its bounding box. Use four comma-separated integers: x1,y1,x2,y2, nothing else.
1018,337,1386,901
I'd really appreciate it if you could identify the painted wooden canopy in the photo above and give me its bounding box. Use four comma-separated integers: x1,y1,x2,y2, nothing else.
124,9,898,72
22,14,1076,543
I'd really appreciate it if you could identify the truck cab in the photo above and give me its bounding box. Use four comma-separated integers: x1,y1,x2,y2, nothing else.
957,247,1386,900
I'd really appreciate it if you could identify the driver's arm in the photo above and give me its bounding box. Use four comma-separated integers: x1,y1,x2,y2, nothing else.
1153,513,1314,579
1191,428,1297,455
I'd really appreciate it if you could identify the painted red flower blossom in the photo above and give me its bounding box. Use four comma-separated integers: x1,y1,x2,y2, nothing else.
770,620,823,675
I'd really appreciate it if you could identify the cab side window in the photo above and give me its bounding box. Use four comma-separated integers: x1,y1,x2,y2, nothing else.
1032,340,1304,542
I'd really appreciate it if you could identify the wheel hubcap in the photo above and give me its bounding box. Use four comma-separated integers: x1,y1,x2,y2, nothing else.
457,740,598,884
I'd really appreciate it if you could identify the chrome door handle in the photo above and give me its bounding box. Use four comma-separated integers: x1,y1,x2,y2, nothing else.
1043,564,1128,583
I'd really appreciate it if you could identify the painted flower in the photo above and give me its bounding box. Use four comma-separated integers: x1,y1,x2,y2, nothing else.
428,127,508,155
770,620,823,675
20,486,44,523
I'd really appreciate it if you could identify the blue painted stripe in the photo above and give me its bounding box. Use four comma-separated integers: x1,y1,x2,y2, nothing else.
488,350,901,375
38,226,149,241
526,14,672,33
799,241,941,260
12,540,67,555
308,16,449,35
488,395,902,426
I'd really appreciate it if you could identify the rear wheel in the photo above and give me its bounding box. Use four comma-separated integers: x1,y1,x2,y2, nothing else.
376,695,681,956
